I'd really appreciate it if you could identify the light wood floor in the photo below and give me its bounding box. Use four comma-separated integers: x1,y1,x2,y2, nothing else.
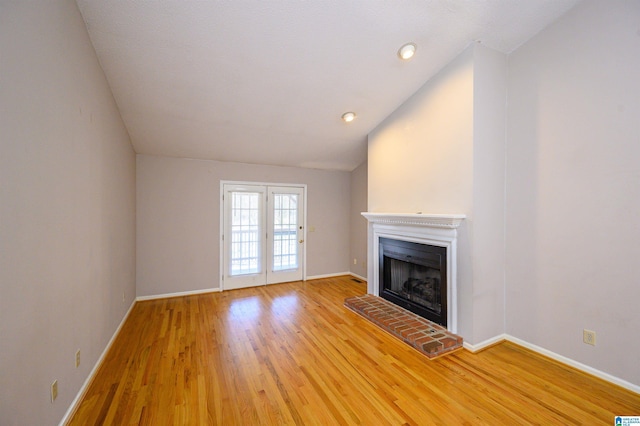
69,276,639,425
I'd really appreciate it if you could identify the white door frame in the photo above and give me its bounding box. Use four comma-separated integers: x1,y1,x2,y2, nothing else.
220,180,307,290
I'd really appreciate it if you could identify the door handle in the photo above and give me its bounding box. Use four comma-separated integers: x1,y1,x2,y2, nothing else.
299,239,304,243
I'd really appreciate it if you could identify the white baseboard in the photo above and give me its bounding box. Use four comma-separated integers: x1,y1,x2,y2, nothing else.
464,333,639,395
136,287,220,301
505,335,640,395
59,300,136,426
138,275,364,300
349,272,367,282
463,334,508,352
306,272,367,282
306,272,352,280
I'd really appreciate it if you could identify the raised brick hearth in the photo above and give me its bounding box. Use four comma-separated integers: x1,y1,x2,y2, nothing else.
344,294,463,359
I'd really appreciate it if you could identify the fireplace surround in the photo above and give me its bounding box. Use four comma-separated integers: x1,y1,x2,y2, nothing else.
379,237,447,326
362,213,465,333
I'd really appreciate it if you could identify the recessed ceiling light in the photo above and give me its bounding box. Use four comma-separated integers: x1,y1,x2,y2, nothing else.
398,42,417,60
341,112,356,123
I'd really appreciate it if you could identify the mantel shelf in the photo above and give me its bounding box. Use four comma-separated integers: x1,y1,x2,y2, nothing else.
361,212,466,229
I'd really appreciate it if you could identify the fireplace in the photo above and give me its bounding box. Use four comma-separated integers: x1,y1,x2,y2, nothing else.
379,238,447,326
362,212,465,333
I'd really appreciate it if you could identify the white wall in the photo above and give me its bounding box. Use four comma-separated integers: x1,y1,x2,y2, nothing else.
0,1,136,425
471,45,507,343
368,47,475,215
136,154,351,297
506,0,640,386
350,160,368,279
368,44,507,343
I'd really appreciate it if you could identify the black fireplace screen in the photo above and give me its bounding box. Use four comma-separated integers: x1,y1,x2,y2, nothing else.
387,258,441,314
379,238,447,326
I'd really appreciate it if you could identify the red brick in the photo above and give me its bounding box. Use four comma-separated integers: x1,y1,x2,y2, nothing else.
344,294,463,359
440,337,458,349
414,336,434,346
399,327,417,339
362,307,379,315
406,331,426,343
413,324,432,333
379,317,394,327
392,324,410,335
422,341,443,354
386,319,404,329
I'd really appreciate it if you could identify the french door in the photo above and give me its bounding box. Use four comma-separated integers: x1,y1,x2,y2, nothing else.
222,183,305,290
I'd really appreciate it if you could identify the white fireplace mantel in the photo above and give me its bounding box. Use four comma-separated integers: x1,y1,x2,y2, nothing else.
362,212,466,333
361,212,465,229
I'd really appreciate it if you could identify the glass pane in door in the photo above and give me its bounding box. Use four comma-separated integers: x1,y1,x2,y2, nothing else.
230,192,261,275
272,193,298,271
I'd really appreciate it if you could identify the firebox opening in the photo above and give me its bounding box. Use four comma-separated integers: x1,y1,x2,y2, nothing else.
379,237,447,327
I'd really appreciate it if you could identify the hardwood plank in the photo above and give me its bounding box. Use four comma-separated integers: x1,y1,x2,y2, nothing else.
68,276,640,425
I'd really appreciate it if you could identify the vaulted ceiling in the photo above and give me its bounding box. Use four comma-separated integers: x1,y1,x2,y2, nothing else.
76,0,579,171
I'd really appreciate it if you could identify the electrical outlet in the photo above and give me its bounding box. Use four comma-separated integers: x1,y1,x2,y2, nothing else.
75,350,81,368
353,258,357,265
583,329,596,346
51,380,58,403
